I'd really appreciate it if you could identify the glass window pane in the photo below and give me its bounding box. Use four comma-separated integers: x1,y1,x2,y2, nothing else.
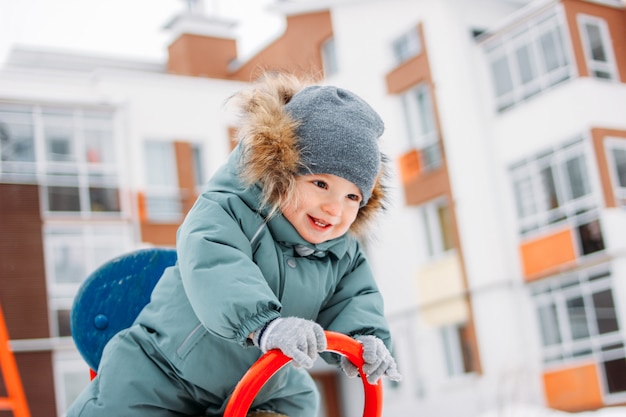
578,220,605,256
43,110,75,163
537,303,561,346
565,155,590,200
422,142,442,171
422,208,434,258
593,70,612,79
48,186,81,212
56,309,72,337
437,203,455,251
402,84,438,153
322,37,338,77
540,29,565,72
584,22,607,62
610,148,626,188
603,357,626,394
415,87,435,137
513,175,536,218
85,128,114,165
62,368,90,413
593,289,619,334
540,166,559,210
491,56,513,96
89,187,120,212
53,245,86,284
145,141,177,187
192,144,205,187
515,44,537,84
393,29,421,63
0,108,35,163
566,296,590,340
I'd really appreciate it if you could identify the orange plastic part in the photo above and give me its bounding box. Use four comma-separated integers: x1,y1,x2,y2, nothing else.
0,305,31,417
224,331,382,417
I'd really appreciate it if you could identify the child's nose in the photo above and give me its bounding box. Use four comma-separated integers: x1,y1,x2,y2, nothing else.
321,196,342,217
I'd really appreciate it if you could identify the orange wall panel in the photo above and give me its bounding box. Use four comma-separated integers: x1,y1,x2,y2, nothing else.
543,363,604,412
398,149,421,184
167,34,237,79
174,141,197,215
562,0,626,81
403,168,450,206
230,11,331,81
520,228,577,279
140,223,178,246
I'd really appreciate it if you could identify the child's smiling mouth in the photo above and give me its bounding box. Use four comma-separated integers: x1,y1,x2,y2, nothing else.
309,215,331,229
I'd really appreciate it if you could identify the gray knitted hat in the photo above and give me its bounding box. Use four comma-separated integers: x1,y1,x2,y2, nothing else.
284,85,384,205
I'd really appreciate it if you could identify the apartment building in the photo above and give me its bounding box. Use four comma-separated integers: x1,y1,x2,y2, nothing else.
0,0,625,416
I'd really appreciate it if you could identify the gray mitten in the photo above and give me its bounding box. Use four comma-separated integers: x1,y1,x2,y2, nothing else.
340,335,402,384
253,317,327,368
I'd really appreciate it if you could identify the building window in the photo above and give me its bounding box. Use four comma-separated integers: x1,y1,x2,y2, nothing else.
483,8,574,111
0,104,37,181
509,138,601,244
192,143,205,191
53,351,90,417
401,83,441,173
531,266,626,397
605,138,626,205
144,140,182,222
0,103,121,215
419,198,455,260
392,27,422,65
44,224,134,338
441,324,473,377
578,15,618,81
321,37,338,77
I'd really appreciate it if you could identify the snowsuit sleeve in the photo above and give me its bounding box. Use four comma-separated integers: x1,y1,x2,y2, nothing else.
176,193,281,346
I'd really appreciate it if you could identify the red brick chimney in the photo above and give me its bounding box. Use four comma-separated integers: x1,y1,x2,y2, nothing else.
165,12,238,79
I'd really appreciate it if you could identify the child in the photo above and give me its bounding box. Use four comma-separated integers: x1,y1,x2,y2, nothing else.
67,72,401,417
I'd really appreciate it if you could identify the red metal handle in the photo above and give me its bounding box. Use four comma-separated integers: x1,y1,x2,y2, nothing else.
224,331,383,417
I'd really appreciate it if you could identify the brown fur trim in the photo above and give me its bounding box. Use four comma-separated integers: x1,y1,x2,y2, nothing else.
230,72,388,237
350,157,389,236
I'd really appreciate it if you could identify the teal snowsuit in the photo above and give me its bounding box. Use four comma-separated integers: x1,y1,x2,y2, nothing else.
67,147,392,417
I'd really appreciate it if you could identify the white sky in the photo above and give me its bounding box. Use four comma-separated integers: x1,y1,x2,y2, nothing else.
0,0,284,65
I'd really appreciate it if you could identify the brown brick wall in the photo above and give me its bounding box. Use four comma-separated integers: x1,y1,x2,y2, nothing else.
0,183,57,416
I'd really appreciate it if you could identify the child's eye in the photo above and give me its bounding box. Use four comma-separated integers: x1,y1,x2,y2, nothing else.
312,180,328,189
347,194,361,203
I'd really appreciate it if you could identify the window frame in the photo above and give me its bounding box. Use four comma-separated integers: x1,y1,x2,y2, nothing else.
530,265,626,401
483,6,575,111
143,139,183,223
321,36,339,78
392,26,422,65
417,197,455,262
577,14,619,81
440,323,474,378
400,83,441,173
0,103,122,216
52,350,91,417
509,137,601,239
605,137,626,205
43,223,134,338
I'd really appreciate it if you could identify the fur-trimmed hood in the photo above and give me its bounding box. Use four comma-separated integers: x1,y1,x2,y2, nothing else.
230,72,388,237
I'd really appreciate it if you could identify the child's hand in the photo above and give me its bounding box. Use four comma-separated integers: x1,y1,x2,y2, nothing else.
340,335,402,384
253,317,327,368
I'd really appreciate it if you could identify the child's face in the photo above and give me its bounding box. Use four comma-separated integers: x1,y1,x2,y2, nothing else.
281,173,362,244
